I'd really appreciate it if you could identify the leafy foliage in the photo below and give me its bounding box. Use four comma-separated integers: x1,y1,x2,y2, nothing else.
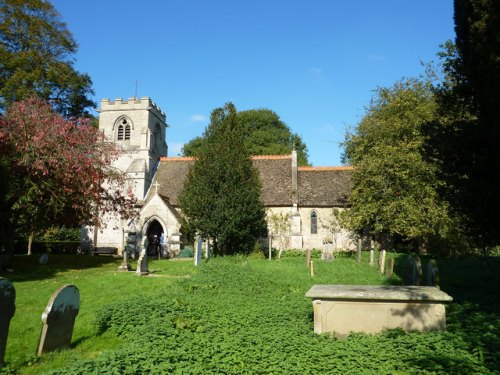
0,0,94,117
0,98,136,246
37,256,497,375
182,108,309,166
179,103,266,255
425,0,500,247
342,79,456,252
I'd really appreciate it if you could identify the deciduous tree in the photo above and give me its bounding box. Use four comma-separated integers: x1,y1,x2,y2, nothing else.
342,79,456,253
179,103,266,255
0,98,136,254
0,0,94,117
182,109,309,166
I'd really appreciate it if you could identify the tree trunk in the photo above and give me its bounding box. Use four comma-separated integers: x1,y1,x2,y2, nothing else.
27,233,34,255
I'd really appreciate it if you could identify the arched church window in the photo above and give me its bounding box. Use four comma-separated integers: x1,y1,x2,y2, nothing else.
116,118,131,141
310,211,318,234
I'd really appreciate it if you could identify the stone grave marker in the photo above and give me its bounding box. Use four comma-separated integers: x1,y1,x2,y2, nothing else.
205,240,211,259
118,247,131,272
385,258,395,278
305,249,312,267
369,240,375,266
425,259,440,288
194,237,202,266
136,248,149,276
404,255,422,285
39,254,49,265
379,250,386,274
0,278,15,367
37,285,79,356
356,239,362,262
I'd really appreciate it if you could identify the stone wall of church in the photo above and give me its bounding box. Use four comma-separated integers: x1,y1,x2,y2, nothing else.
265,206,354,251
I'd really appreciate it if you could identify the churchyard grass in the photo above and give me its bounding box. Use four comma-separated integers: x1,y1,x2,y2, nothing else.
1,252,499,374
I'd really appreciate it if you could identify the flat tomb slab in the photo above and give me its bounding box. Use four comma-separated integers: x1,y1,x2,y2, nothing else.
305,285,453,337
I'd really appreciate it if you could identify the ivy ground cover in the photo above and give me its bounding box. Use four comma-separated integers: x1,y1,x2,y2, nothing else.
10,254,497,374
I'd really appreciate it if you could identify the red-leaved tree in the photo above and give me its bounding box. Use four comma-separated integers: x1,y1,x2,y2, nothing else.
0,98,136,254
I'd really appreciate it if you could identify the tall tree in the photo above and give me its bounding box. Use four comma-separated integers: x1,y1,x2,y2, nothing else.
0,0,94,117
182,108,309,166
342,78,456,253
179,103,266,255
0,98,136,253
444,0,500,245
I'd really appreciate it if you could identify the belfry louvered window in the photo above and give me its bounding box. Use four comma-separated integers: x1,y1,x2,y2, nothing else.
310,211,318,234
117,118,131,140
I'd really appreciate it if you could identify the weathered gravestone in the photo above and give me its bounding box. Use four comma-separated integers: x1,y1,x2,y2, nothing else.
136,248,149,276
425,259,440,288
356,239,362,262
385,258,395,278
0,278,15,367
39,253,49,265
37,285,79,356
305,249,312,267
118,247,131,272
194,237,202,266
404,255,422,285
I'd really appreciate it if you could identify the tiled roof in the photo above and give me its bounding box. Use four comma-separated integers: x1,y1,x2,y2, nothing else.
298,168,352,207
147,155,351,207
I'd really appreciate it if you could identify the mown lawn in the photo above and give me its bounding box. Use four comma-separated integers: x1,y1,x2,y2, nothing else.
1,252,499,374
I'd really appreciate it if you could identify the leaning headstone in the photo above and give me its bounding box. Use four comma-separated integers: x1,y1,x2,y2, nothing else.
425,259,440,288
39,253,49,265
37,285,79,356
136,248,149,276
0,279,15,367
405,255,422,285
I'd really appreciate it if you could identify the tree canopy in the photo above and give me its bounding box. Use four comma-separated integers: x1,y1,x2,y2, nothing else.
342,79,456,253
0,98,136,251
0,0,94,117
179,103,266,255
182,108,309,166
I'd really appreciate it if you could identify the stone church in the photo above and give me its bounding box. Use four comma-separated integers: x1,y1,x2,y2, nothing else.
81,97,354,256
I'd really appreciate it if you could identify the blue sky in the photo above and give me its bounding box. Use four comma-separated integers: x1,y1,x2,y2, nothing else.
52,0,455,166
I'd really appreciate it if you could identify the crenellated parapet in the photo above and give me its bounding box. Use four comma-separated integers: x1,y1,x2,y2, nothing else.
100,97,166,121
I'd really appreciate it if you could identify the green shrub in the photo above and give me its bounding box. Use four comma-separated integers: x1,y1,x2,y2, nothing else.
178,246,194,258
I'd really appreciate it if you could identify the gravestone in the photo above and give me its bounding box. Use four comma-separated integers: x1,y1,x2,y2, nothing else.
39,254,49,265
37,285,79,356
194,237,202,266
385,258,395,278
379,250,386,274
205,240,211,259
118,247,131,272
321,252,333,262
0,278,15,367
404,255,422,285
305,249,312,267
425,259,440,288
136,248,149,276
369,241,375,266
356,239,362,262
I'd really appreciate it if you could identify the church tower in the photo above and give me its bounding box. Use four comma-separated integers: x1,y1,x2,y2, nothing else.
82,97,168,253
99,97,168,199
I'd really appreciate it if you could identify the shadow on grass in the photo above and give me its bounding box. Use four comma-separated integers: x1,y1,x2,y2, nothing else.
388,253,500,372
0,254,119,282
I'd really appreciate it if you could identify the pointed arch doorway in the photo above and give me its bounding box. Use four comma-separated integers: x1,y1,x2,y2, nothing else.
145,219,165,258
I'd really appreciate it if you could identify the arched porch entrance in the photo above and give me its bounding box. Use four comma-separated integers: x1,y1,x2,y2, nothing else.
144,218,165,258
